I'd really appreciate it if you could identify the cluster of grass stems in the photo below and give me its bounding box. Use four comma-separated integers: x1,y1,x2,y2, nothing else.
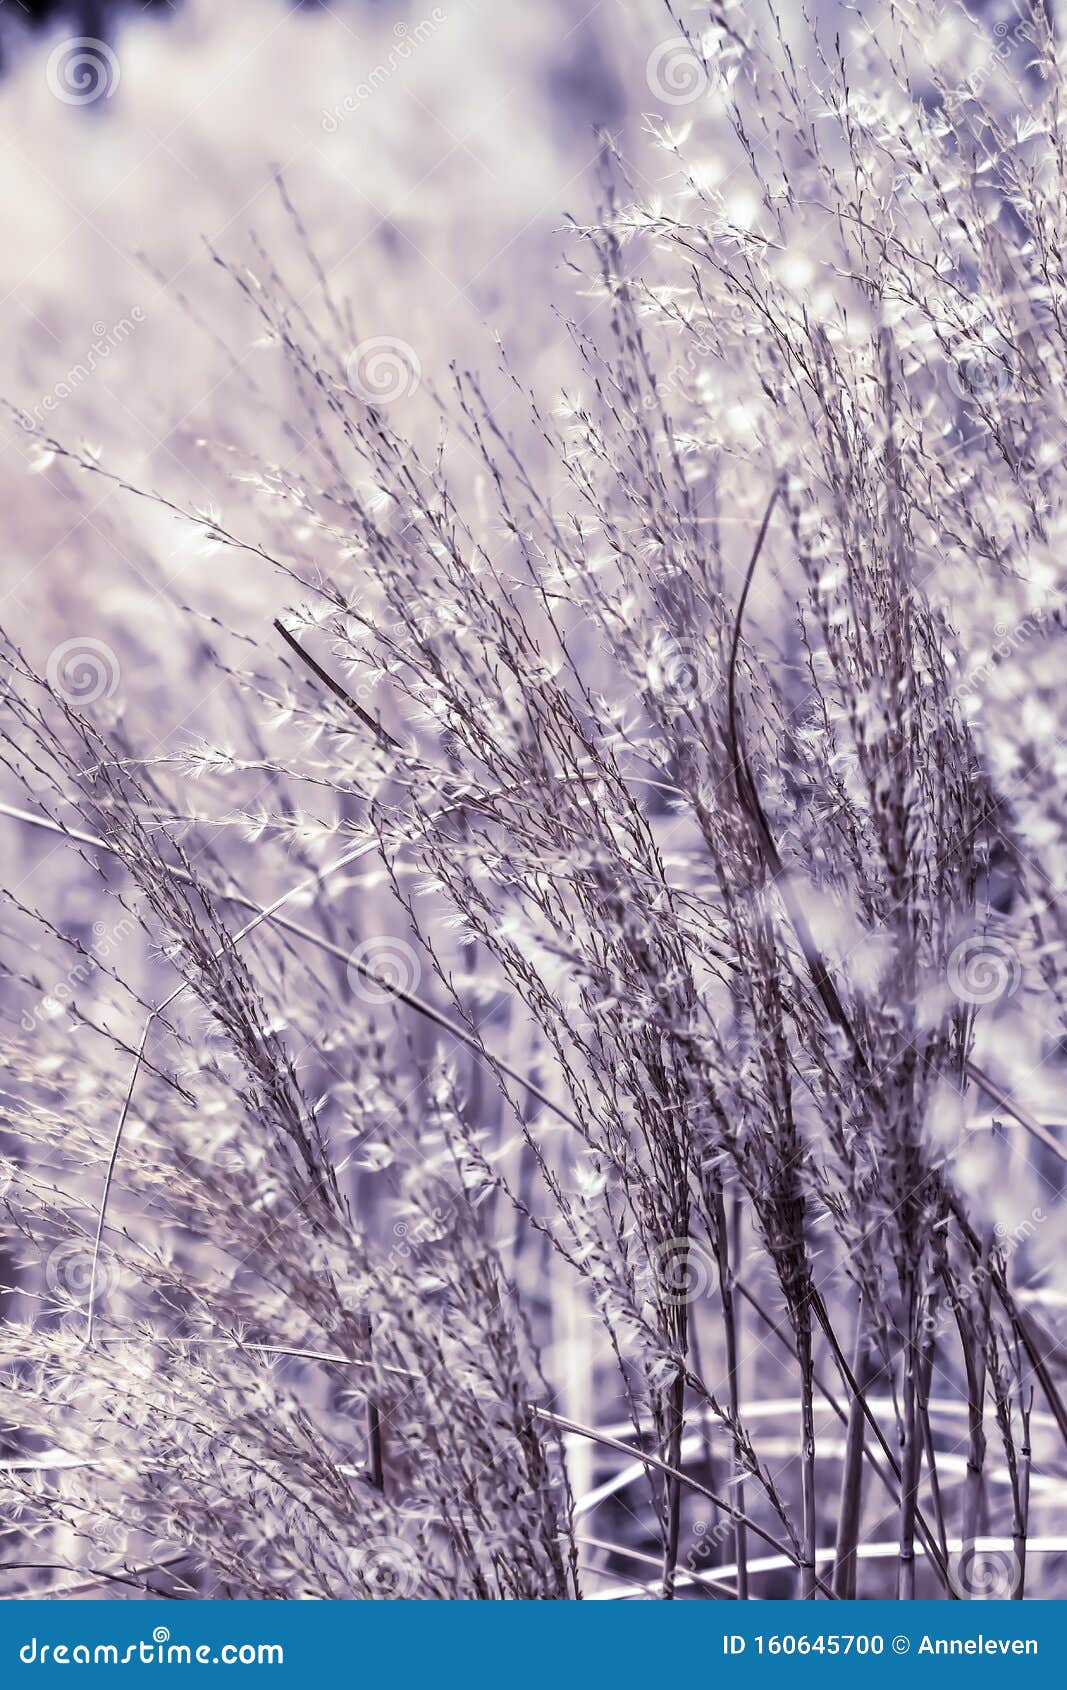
0,0,1065,1600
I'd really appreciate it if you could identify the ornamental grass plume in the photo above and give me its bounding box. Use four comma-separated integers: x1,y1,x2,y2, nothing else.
1,0,1066,1600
